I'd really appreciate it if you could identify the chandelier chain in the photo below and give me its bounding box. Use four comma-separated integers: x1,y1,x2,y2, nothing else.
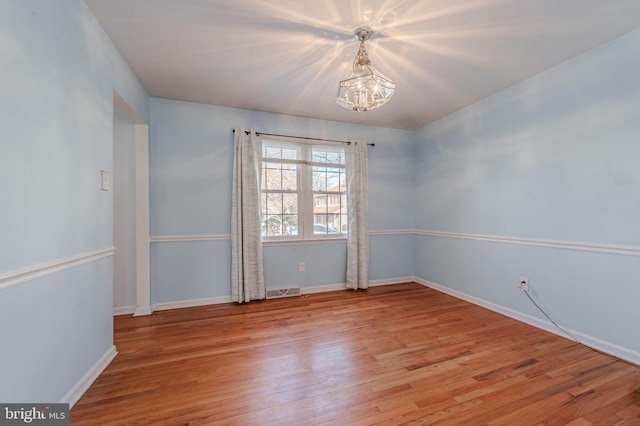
354,41,371,67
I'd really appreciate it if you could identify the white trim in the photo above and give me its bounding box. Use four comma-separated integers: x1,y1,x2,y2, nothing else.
134,123,152,317
149,279,411,310
369,229,414,236
413,277,640,366
150,230,414,245
62,345,117,409
299,278,410,294
0,248,115,291
264,238,347,247
414,229,640,257
113,306,135,316
151,234,231,243
134,306,153,316
152,295,233,311
369,276,414,287
263,158,346,169
301,283,347,294
112,93,153,317
149,230,640,257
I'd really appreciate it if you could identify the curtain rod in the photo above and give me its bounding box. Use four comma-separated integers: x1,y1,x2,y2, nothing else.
233,129,374,146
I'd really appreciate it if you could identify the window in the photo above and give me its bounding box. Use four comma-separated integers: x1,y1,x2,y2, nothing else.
260,137,347,241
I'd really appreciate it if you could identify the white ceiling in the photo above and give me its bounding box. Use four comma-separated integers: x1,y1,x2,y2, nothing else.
85,0,640,130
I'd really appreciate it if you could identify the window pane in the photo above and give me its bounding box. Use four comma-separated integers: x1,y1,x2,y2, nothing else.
264,215,282,236
326,168,343,191
327,215,340,233
282,164,297,190
313,194,327,210
312,167,326,191
281,148,298,160
283,215,298,235
326,151,344,164
312,146,345,165
283,193,298,214
261,192,298,236
312,150,327,163
264,164,282,190
340,214,348,233
262,213,300,237
266,193,282,214
313,167,346,192
313,216,339,234
264,146,282,159
263,142,301,160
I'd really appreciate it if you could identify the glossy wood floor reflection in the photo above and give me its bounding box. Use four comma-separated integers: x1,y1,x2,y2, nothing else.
71,283,640,425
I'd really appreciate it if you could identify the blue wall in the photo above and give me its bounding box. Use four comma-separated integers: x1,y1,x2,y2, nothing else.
414,28,640,359
149,98,415,302
0,0,149,402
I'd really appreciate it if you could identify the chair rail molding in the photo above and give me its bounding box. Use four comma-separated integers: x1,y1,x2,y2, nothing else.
0,247,115,290
151,234,232,243
369,229,415,236
414,229,640,257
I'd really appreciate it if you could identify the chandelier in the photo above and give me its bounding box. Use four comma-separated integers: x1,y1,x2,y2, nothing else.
336,26,395,112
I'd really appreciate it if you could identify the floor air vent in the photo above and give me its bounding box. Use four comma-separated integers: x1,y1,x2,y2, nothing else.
266,287,301,299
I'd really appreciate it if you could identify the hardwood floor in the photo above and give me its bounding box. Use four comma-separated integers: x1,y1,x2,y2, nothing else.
71,283,640,425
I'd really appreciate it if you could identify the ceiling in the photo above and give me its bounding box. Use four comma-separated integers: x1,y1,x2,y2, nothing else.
85,0,640,130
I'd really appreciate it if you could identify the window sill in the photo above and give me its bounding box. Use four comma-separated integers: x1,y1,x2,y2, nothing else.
263,237,347,247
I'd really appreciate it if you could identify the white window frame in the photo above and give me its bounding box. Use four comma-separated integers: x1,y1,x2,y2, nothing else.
260,135,348,244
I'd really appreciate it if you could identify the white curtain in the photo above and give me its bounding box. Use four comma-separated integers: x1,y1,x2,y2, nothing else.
231,128,265,303
345,140,369,290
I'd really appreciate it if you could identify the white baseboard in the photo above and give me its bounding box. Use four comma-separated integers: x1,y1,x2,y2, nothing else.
113,306,136,316
369,276,415,287
134,305,153,316
151,279,411,310
62,345,117,408
152,287,346,309
114,305,153,316
301,283,346,294
302,278,412,294
300,278,410,294
151,296,232,311
413,277,640,366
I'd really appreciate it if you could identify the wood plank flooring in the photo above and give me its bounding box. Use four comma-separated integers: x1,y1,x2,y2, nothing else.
70,283,640,425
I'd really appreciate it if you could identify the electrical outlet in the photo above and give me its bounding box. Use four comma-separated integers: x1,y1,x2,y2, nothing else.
299,262,305,272
519,277,529,291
